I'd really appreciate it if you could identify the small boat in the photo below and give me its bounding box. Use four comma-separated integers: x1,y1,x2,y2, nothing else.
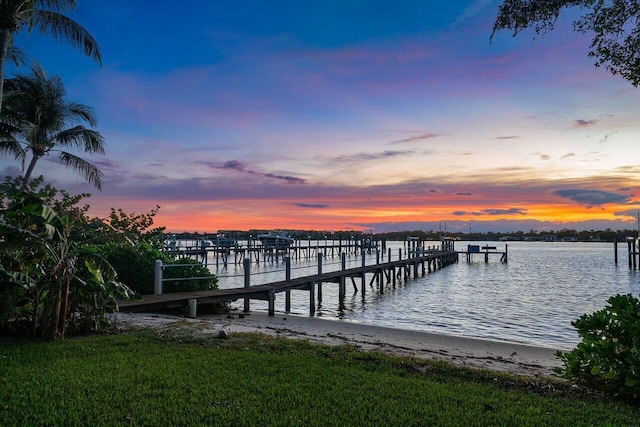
357,237,377,253
214,233,238,248
258,231,294,248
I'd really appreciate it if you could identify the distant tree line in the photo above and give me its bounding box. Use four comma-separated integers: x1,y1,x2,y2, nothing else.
166,228,638,243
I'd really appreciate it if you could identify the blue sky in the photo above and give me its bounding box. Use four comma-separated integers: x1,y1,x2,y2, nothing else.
3,0,640,233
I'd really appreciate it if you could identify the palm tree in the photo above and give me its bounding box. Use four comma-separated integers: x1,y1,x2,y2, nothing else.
0,0,102,112
0,62,105,190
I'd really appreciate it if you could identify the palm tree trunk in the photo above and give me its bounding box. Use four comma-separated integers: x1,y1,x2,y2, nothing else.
0,28,10,113
0,30,11,112
21,155,41,190
50,279,62,340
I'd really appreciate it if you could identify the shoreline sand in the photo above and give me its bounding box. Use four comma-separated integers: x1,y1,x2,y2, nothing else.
111,311,563,378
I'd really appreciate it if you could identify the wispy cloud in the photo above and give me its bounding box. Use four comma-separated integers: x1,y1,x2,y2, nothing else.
452,208,527,216
216,160,306,184
331,150,413,164
389,133,440,145
294,203,329,209
575,119,597,127
553,189,630,207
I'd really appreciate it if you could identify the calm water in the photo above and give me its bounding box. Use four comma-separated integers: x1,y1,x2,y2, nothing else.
204,241,640,350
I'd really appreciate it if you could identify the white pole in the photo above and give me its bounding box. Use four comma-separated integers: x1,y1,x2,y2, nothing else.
188,299,197,318
154,259,163,295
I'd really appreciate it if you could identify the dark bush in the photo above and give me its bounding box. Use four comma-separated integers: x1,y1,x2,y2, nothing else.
90,242,217,295
162,258,218,293
555,293,640,400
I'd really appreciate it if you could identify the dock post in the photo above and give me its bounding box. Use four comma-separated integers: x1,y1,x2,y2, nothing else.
285,255,291,312
243,258,251,313
376,250,381,287
268,290,275,316
388,248,392,262
317,253,323,302
309,282,316,315
154,260,163,295
339,253,346,300
614,239,618,264
188,298,197,318
361,250,366,294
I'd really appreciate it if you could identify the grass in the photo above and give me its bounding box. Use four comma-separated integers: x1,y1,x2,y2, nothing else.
0,328,638,426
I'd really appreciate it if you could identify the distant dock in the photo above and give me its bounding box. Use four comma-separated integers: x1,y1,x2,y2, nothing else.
165,238,384,267
458,244,508,263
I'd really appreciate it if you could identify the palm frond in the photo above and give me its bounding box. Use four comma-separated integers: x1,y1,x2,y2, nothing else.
0,137,27,165
32,10,102,66
53,126,105,154
6,44,30,67
65,101,98,127
57,151,103,190
35,1,78,12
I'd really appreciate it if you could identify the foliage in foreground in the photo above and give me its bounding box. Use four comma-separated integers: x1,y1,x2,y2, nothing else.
0,178,136,339
0,330,638,426
0,177,220,339
492,0,640,86
555,293,640,400
90,241,218,295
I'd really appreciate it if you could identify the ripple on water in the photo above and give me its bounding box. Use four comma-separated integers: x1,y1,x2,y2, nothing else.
217,241,640,349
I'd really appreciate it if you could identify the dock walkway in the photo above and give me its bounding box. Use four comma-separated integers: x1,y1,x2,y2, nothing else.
118,247,458,317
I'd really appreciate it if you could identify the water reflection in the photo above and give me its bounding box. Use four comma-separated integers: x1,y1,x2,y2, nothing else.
205,241,640,349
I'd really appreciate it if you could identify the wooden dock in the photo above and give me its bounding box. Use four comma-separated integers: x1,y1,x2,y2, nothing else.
458,244,508,263
625,237,640,269
118,247,458,317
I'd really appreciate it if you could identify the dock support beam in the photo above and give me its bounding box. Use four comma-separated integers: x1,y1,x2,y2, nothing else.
285,255,291,312
317,253,323,302
243,258,251,313
339,253,346,300
309,283,316,316
268,290,275,316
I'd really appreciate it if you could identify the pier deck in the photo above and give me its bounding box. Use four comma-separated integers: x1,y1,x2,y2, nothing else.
118,248,458,317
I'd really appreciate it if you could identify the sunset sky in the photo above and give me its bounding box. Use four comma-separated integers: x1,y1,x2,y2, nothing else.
3,0,640,233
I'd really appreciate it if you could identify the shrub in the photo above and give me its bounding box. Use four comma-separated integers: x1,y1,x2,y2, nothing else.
89,241,165,295
162,258,218,293
91,242,218,295
0,179,136,339
554,293,640,400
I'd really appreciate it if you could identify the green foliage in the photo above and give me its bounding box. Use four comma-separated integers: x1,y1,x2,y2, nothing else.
492,0,640,86
555,293,640,400
162,258,218,293
103,206,166,247
87,241,165,295
0,178,136,339
89,242,218,295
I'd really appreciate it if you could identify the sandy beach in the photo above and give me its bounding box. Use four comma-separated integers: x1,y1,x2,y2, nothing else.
111,310,562,378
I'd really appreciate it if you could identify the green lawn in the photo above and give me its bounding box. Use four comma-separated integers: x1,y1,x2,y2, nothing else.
0,329,637,426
